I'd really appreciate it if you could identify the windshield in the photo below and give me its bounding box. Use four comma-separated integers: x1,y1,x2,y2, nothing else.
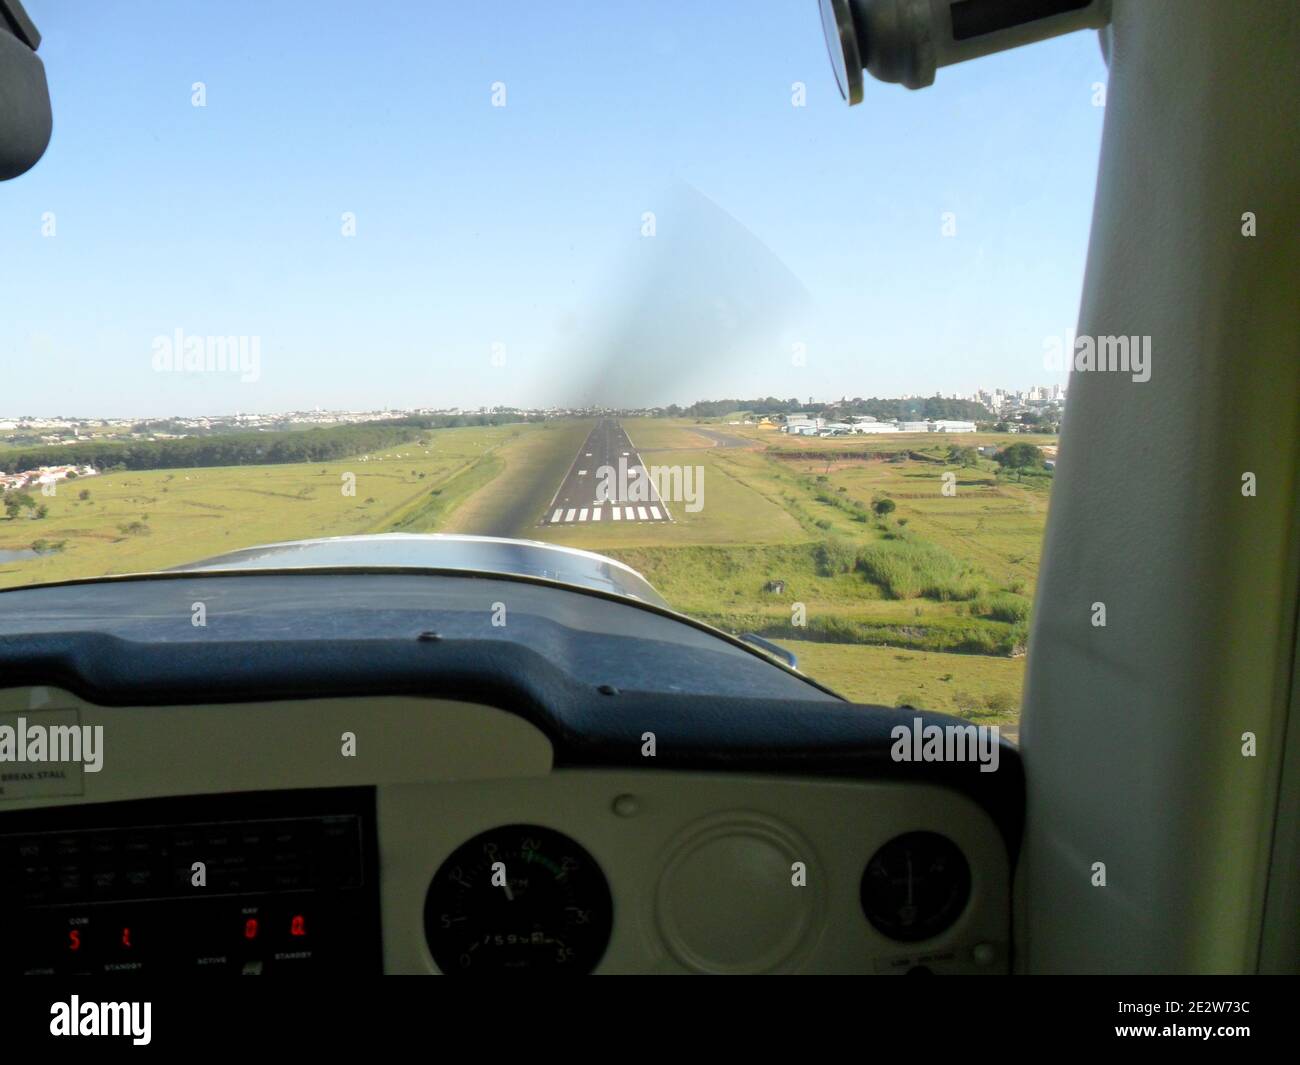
0,1,1107,738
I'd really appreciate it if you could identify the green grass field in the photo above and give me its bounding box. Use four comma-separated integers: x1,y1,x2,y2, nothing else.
784,641,1024,724
0,423,542,585
0,416,1054,730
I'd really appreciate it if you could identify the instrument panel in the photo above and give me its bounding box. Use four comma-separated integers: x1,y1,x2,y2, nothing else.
0,788,380,975
0,689,1011,974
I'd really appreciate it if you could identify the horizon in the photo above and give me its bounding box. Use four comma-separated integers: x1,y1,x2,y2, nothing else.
4,385,1065,424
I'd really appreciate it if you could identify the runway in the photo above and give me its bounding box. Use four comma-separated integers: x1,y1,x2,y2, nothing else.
540,418,672,526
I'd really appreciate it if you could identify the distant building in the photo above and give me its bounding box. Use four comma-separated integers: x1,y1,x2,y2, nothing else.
782,415,825,435
0,464,97,493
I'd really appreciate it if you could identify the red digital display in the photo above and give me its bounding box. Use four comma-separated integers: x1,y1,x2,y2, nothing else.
244,918,259,940
290,914,306,937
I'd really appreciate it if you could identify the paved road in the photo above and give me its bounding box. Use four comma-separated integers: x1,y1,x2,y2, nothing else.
540,418,672,526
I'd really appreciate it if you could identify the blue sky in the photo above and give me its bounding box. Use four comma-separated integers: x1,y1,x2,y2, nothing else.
2,0,1108,417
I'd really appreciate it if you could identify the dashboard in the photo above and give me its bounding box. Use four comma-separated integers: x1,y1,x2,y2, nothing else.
0,689,1011,975
0,568,1020,975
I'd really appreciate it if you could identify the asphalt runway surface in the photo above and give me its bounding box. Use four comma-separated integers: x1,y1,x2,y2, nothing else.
540,418,672,526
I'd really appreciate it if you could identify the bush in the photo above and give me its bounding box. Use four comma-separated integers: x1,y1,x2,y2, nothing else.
4,493,31,518
814,538,857,576
1008,620,1029,655
984,692,1017,715
973,592,1031,624
854,540,981,600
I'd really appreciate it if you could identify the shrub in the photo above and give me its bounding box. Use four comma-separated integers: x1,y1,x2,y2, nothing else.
814,538,857,576
984,692,1017,715
1008,620,1029,655
854,540,981,600
973,592,1031,624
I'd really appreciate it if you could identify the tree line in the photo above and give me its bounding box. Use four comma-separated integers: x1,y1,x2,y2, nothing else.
664,396,993,421
0,414,531,474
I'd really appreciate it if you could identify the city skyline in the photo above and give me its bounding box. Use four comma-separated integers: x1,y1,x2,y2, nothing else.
2,381,1066,428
